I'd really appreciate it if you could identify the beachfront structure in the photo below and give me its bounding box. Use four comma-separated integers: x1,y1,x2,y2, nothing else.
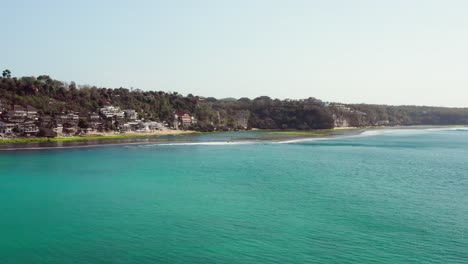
172,113,196,128
142,121,164,131
0,121,15,134
17,121,39,136
120,121,164,132
100,106,125,119
120,121,141,132
120,123,132,132
181,114,192,127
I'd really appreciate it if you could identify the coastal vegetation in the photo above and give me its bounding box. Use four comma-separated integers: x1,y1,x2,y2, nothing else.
0,132,198,144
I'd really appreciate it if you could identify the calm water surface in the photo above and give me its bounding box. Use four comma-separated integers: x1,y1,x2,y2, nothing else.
1,129,467,263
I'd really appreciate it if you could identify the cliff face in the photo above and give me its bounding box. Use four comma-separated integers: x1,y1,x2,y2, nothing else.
333,114,351,127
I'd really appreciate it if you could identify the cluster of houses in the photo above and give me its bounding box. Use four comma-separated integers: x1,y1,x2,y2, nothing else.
0,101,197,138
0,105,40,136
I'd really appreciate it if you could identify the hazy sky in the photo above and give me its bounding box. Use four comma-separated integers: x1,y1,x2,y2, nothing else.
2,0,468,107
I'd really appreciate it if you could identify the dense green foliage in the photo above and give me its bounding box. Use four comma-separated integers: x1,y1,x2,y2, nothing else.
1,71,468,130
0,74,196,125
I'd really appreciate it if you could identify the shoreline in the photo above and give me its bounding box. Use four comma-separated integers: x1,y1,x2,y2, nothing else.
0,125,465,150
0,129,198,144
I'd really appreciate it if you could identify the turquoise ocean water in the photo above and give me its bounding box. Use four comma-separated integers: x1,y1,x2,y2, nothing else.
0,128,467,263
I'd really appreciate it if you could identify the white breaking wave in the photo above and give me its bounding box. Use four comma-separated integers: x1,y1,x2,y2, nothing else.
367,127,468,136
277,126,467,145
276,129,381,144
358,130,385,137
447,127,468,131
276,137,339,144
0,140,258,151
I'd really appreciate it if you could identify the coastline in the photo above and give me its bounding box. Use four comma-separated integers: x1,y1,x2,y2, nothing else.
0,129,197,144
0,125,465,150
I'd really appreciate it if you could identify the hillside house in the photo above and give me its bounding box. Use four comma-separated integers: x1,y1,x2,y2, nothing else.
5,105,27,122
55,112,79,124
89,112,100,121
26,105,38,119
124,109,138,120
100,106,124,119
0,121,15,135
12,105,27,117
181,114,192,127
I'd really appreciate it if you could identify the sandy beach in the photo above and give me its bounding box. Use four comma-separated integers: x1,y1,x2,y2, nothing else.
0,129,197,145
68,129,196,138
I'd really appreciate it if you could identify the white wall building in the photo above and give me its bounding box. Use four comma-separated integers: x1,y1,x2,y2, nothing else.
100,106,125,119
0,121,15,134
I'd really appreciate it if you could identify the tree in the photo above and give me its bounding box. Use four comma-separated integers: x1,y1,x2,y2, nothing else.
78,119,89,129
37,128,57,138
2,69,11,78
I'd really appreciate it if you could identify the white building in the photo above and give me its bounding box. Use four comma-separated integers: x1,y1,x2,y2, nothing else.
55,112,79,123
17,122,39,136
100,106,125,119
0,121,15,134
142,121,164,131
